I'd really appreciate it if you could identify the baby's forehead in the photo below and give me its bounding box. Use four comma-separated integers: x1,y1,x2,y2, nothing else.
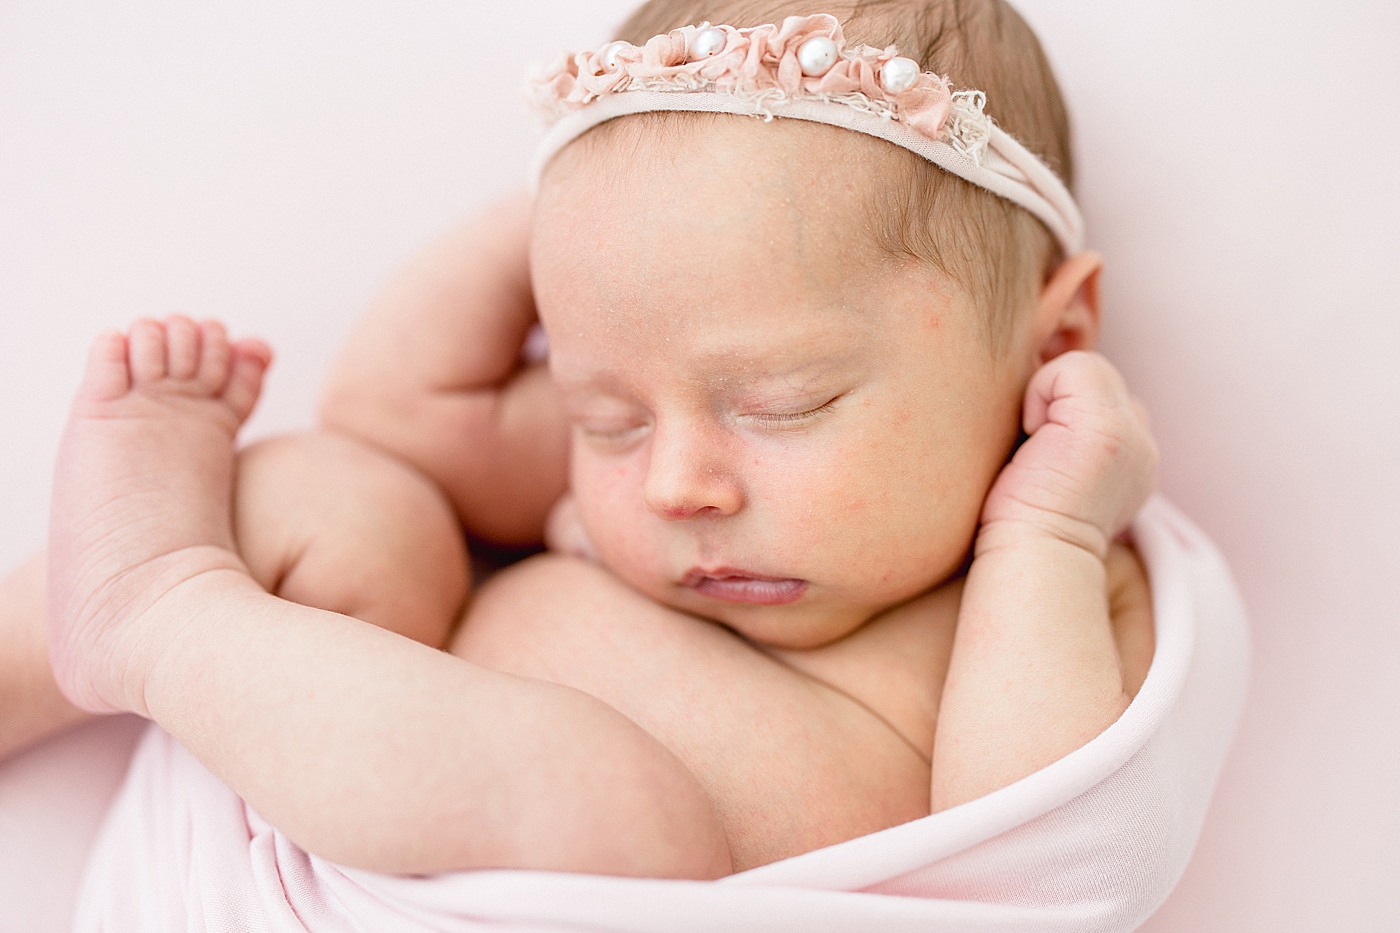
532,114,985,368
544,111,921,231
535,118,941,312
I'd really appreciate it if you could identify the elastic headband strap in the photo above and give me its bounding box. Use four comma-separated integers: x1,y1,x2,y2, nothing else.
532,91,1083,256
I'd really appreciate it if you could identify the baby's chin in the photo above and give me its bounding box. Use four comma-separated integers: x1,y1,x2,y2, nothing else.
717,605,873,650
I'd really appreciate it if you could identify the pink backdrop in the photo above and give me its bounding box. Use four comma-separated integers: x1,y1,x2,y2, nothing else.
2,1,1396,930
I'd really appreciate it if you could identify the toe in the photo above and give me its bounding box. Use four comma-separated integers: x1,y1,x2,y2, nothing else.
222,339,272,423
165,315,201,380
196,321,232,392
128,319,168,382
78,331,133,403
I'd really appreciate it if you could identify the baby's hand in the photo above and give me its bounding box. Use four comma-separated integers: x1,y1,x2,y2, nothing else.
978,351,1157,560
544,492,599,563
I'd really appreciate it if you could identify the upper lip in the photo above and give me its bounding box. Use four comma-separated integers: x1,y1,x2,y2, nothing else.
680,566,796,586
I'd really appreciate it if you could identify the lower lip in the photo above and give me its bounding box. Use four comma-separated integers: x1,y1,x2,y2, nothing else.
688,575,808,605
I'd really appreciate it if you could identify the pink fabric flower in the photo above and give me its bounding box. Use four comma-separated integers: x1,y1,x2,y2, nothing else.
523,55,578,120
527,14,958,145
642,30,689,69
572,42,639,100
769,14,842,95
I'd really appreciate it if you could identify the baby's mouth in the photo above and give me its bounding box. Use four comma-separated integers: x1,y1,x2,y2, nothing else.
681,568,808,605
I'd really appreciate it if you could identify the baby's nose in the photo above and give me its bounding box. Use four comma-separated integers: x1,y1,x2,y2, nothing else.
642,424,743,520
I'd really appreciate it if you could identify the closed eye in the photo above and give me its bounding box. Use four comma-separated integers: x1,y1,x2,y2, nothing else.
749,396,840,426
579,422,645,438
576,420,650,450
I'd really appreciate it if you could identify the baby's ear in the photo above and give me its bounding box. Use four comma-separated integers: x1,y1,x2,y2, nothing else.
1033,251,1103,363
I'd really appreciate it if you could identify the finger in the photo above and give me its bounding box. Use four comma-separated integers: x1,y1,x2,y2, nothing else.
1021,351,1079,435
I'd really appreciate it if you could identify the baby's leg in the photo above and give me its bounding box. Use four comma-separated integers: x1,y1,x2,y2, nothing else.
234,432,468,649
46,316,272,714
2,412,466,762
47,318,728,878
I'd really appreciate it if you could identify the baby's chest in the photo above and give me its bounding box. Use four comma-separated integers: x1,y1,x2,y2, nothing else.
454,555,947,871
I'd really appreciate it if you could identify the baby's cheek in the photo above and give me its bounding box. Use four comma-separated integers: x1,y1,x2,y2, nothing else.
570,446,652,565
570,440,631,500
829,426,974,577
749,450,881,560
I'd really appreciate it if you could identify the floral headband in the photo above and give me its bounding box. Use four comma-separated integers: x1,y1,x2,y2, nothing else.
527,13,1084,256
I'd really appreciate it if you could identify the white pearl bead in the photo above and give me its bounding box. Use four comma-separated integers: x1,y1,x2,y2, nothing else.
691,26,727,60
880,56,920,93
601,41,628,71
797,36,838,77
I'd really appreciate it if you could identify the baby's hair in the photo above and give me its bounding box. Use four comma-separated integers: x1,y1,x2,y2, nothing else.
606,0,1073,348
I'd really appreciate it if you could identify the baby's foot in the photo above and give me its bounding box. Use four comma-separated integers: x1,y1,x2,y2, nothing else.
47,317,272,715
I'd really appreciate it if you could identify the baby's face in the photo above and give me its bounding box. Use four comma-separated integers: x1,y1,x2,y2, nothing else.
533,117,1033,648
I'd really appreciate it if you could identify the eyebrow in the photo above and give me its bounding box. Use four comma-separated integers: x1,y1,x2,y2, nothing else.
548,308,876,394
553,353,857,400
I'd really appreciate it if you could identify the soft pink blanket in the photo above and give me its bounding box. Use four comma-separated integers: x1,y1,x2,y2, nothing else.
73,496,1249,932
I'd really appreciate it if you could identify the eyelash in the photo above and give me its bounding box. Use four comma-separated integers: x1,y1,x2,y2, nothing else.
579,422,646,441
754,398,839,425
574,396,841,441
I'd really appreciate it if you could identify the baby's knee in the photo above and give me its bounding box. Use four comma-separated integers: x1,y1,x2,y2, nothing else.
235,432,468,647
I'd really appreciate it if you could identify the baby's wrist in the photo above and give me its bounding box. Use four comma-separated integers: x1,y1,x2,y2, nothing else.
973,512,1110,563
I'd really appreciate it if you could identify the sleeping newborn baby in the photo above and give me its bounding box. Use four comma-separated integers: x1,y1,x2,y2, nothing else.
39,0,1158,881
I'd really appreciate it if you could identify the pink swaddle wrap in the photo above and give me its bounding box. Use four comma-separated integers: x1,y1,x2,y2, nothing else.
72,496,1249,933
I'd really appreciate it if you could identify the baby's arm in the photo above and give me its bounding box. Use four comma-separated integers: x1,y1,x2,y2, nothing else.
320,193,569,546
931,351,1157,811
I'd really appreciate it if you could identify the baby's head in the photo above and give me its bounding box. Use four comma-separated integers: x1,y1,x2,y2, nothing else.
529,0,1101,648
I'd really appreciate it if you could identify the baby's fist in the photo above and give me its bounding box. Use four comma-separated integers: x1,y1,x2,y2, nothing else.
979,351,1157,559
544,492,599,563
